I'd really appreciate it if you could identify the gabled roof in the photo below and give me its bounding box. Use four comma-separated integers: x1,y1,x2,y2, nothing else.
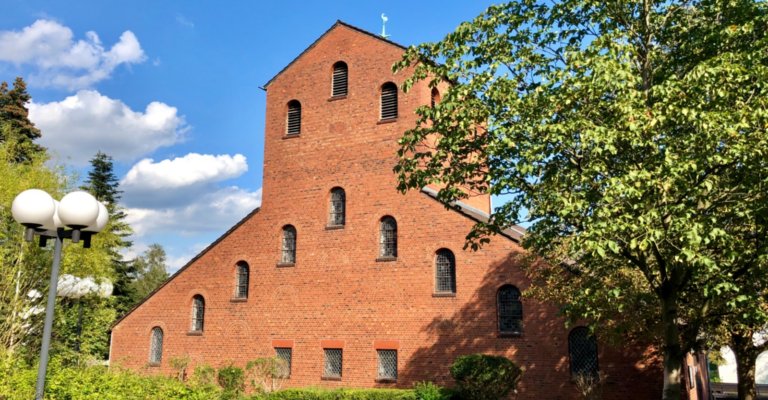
420,186,526,243
111,207,261,329
263,20,408,88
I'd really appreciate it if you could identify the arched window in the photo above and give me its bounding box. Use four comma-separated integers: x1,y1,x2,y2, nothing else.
149,327,163,364
235,261,249,299
281,225,297,264
569,326,599,379
286,100,301,135
431,87,441,108
379,216,397,258
329,188,346,226
435,249,456,294
380,82,398,120
191,295,205,332
332,61,348,97
497,285,523,335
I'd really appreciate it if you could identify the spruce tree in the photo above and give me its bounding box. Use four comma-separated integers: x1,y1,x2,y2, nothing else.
0,77,44,162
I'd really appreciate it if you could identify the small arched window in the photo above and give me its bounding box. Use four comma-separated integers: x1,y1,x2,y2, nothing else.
380,82,398,120
286,100,301,135
191,295,205,332
332,62,348,97
329,188,346,226
435,249,456,294
281,225,297,264
149,327,163,364
431,88,441,108
569,326,599,380
379,216,397,258
497,285,523,335
235,261,249,299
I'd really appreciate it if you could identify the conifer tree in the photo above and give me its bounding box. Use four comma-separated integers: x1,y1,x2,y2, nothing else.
0,77,43,162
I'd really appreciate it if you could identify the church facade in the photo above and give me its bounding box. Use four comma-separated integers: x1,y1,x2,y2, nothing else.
109,21,660,399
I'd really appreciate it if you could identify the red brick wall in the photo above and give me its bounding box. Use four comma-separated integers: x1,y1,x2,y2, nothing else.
110,23,661,399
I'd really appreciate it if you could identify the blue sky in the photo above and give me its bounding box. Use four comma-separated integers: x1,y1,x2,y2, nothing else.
0,1,497,272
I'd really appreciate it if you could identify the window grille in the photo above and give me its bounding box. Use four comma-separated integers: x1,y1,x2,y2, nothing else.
236,262,249,298
287,100,301,135
431,88,440,108
380,217,397,257
380,83,398,120
332,62,348,97
281,225,296,264
498,285,522,334
323,348,342,378
275,348,292,378
377,350,397,381
149,327,163,364
435,249,456,293
569,326,599,379
191,295,205,332
329,188,345,226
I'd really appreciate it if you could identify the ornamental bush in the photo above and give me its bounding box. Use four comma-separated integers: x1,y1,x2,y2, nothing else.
449,354,522,400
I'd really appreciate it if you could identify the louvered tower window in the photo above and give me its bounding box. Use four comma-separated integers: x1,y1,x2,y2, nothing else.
191,295,205,332
431,88,440,108
380,82,398,120
435,249,456,294
569,327,599,379
332,62,348,97
235,261,249,299
379,216,397,258
497,285,523,334
329,188,346,226
149,327,163,364
286,100,301,135
281,225,297,264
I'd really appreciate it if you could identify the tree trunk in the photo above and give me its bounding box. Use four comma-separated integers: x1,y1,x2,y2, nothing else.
661,290,684,400
731,332,758,400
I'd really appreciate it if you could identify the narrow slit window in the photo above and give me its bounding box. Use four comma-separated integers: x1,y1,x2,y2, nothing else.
281,225,297,264
498,285,523,335
377,350,397,381
569,327,599,380
286,100,301,135
380,82,398,120
329,188,346,226
435,249,456,294
149,327,163,364
235,261,249,299
431,88,440,108
332,62,348,97
191,295,205,332
379,216,397,258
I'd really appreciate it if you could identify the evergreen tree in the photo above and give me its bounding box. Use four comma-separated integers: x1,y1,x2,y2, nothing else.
0,77,43,162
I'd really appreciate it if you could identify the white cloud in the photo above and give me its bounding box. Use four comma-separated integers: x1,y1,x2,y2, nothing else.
175,14,195,29
0,19,146,89
28,90,187,166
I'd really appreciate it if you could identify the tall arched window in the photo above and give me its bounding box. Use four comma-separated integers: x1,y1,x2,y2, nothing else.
431,88,441,108
191,295,205,332
497,285,523,335
332,61,348,97
235,261,249,299
281,225,297,264
380,82,398,120
329,188,346,226
569,326,599,379
435,249,456,294
149,327,163,364
379,216,397,258
286,100,301,135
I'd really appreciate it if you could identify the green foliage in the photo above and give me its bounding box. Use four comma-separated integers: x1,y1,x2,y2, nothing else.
246,356,287,393
449,354,521,400
412,381,450,400
256,388,417,400
129,244,170,304
0,77,43,162
218,364,246,395
190,363,218,387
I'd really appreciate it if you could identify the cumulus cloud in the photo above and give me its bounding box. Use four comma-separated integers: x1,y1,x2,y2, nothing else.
28,90,187,166
0,19,146,89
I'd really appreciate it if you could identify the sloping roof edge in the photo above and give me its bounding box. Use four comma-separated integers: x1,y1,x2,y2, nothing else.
420,186,526,243
263,20,408,88
110,207,262,330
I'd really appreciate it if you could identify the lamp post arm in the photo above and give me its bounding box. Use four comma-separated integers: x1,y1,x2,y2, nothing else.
35,229,63,400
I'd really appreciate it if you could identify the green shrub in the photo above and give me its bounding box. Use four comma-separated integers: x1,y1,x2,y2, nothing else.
257,388,417,400
412,381,450,400
450,354,522,400
218,364,246,395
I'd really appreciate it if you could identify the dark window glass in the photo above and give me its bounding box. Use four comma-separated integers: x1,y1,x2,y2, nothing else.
281,225,296,264
235,262,249,298
275,348,292,378
377,350,397,381
191,295,205,332
323,348,342,378
332,62,348,97
435,249,456,293
329,188,345,226
431,88,440,108
287,100,301,135
380,82,398,120
380,217,397,258
569,326,599,379
149,327,163,364
498,285,522,334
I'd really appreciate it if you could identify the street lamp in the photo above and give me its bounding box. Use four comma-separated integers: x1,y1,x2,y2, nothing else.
11,189,108,400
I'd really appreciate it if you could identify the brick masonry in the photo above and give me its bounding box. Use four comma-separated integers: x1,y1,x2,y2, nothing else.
110,21,662,399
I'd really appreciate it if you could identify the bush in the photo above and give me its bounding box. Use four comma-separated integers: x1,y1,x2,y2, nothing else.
257,388,417,400
218,364,246,395
412,381,450,400
449,354,522,400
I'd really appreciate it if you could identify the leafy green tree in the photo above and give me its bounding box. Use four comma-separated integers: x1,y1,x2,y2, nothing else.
394,1,768,399
0,78,43,162
129,244,169,305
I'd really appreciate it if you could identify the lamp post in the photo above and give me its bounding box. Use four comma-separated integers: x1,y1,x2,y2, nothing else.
11,189,108,400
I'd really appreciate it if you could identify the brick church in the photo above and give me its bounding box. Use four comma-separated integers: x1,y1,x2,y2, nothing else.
109,21,661,398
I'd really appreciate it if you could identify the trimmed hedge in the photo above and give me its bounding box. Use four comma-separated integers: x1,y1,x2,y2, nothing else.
255,388,417,400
